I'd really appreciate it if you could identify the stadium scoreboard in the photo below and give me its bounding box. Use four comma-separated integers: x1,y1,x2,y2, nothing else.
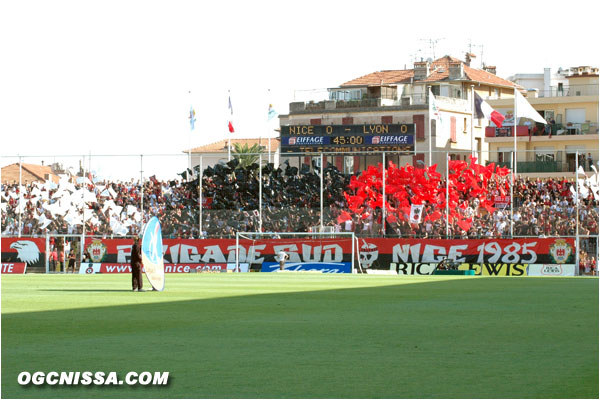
280,124,415,153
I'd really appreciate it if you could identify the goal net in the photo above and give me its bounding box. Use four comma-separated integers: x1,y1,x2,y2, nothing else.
234,231,359,273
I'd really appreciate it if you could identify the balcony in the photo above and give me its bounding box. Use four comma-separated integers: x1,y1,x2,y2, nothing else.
533,84,598,98
289,93,473,114
486,123,600,139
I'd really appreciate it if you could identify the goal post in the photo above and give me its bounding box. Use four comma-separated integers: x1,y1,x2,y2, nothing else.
235,231,360,273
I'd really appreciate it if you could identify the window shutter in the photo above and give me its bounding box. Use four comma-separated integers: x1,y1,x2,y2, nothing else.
413,114,425,140
450,116,457,143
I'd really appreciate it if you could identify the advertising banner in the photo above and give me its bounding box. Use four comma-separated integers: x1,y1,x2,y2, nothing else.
1,238,45,271
1,262,27,274
458,263,528,276
71,237,575,275
79,263,248,274
528,264,576,277
83,237,353,265
261,262,351,273
388,262,438,275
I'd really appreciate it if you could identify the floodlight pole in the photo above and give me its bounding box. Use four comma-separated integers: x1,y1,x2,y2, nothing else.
510,151,514,238
259,153,263,232
320,153,324,230
575,151,580,275
446,152,449,238
18,156,22,237
140,155,144,225
382,151,386,236
199,156,203,237
81,153,86,266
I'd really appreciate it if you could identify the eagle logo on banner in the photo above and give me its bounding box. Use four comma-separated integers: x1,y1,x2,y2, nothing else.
9,240,40,265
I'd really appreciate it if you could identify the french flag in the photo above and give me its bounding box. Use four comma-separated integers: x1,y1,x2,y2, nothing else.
474,92,505,127
228,95,235,133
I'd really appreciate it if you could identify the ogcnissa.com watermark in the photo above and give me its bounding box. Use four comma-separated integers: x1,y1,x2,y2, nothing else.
18,371,169,386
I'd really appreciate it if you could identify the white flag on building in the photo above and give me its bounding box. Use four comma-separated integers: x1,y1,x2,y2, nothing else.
515,90,547,125
429,89,443,127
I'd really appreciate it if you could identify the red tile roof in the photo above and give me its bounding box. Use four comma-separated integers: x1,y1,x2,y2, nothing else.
1,163,58,184
340,55,520,89
187,138,280,154
341,69,414,87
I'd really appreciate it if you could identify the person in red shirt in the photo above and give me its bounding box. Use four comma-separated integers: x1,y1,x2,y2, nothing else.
49,248,58,272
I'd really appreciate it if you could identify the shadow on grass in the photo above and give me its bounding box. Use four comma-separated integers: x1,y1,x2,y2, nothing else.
39,289,137,293
2,277,598,399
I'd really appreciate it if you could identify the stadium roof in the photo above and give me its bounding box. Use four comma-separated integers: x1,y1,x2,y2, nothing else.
187,138,281,154
340,55,521,89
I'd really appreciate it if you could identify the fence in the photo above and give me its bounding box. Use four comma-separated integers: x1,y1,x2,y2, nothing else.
1,150,598,241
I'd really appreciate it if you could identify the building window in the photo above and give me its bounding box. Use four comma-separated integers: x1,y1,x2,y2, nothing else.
330,89,362,101
450,116,457,143
463,118,468,133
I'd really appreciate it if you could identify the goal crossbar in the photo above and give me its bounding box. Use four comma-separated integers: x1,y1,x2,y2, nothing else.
235,231,359,273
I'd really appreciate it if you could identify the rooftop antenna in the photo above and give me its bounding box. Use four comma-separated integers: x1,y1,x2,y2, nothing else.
467,39,484,68
410,48,423,63
420,38,445,60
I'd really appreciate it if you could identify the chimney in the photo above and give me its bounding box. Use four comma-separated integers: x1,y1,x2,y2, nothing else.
484,65,497,75
413,61,430,80
449,61,464,80
465,52,476,67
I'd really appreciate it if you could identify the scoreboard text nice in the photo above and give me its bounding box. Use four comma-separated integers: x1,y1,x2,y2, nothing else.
280,124,415,153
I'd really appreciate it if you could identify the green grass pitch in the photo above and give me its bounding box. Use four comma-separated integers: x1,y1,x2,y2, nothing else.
1,274,598,398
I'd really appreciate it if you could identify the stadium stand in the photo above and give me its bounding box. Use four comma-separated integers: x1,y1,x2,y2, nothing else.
1,160,598,239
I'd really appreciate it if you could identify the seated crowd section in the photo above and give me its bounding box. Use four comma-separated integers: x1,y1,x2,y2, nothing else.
1,157,598,239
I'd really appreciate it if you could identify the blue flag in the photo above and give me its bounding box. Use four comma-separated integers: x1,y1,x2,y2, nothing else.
267,104,278,121
189,106,196,131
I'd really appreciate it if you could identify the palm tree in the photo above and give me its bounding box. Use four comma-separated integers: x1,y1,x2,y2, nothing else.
232,143,264,169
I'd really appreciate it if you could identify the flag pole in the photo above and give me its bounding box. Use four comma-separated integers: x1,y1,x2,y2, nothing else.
188,91,192,177
428,87,432,166
228,90,232,161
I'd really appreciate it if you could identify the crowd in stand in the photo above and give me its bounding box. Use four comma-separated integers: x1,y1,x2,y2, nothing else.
1,160,598,242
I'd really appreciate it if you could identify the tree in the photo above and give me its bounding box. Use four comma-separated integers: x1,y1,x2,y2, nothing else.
232,143,264,169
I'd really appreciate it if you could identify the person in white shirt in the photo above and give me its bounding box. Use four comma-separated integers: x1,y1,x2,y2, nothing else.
276,250,289,271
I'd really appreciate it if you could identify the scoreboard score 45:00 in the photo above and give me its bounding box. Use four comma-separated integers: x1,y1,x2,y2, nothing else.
280,124,415,153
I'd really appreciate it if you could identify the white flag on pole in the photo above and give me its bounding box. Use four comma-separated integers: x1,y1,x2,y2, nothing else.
514,90,547,125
